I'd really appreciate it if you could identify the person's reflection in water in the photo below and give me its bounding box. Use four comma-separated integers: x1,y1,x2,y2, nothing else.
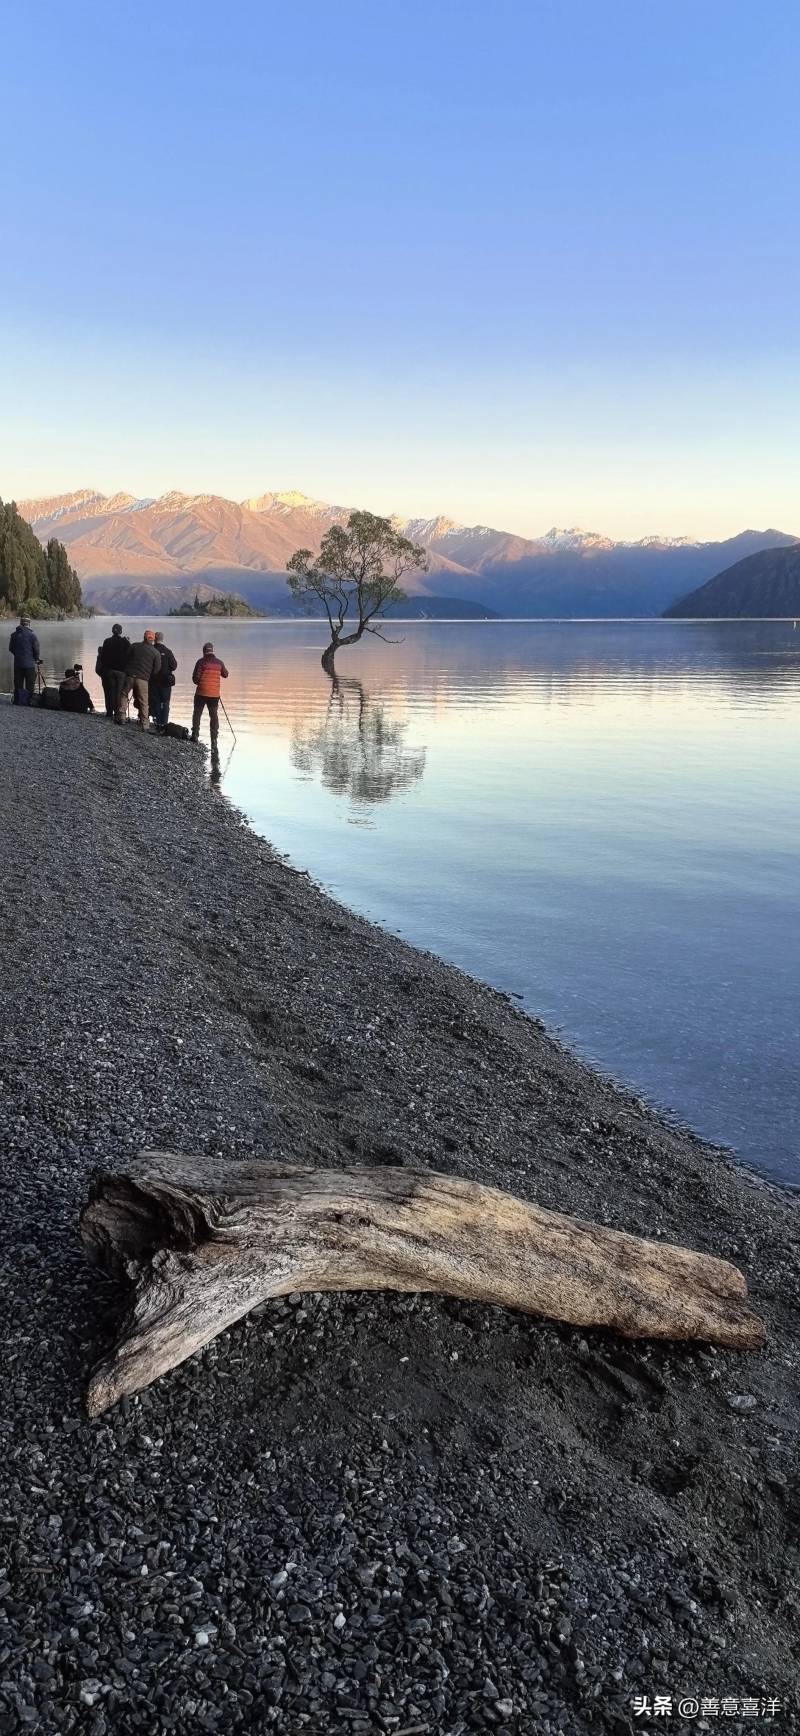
209,745,222,788
291,675,425,806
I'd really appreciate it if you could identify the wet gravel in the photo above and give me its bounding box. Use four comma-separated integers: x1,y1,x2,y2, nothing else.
0,703,798,1734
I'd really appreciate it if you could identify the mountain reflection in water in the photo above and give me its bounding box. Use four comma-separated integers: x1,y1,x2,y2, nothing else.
27,618,800,1183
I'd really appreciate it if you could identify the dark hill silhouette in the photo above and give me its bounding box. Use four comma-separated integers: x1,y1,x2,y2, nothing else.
664,542,800,618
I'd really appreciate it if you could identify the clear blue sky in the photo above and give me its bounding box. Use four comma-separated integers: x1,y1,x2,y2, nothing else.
2,0,799,538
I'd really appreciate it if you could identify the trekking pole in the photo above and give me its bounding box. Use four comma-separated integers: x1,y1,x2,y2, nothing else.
219,697,237,744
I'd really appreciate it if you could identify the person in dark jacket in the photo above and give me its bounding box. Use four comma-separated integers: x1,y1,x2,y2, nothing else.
8,615,41,705
150,631,177,731
96,623,131,719
117,630,161,729
191,641,229,744
59,668,94,714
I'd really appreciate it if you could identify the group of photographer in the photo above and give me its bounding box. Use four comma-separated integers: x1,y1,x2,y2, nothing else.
95,624,177,731
7,614,229,744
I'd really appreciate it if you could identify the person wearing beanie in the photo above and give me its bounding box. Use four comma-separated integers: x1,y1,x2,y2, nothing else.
8,613,42,706
117,629,162,729
191,640,229,744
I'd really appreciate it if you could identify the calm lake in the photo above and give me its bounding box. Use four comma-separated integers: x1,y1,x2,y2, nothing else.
26,618,800,1185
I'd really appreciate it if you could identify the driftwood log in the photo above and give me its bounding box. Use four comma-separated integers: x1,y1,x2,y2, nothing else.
80,1153,765,1416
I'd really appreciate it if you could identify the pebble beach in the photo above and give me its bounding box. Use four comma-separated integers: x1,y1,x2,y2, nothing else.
1,702,798,1735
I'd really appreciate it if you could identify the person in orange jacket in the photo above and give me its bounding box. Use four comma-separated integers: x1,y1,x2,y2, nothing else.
191,641,229,744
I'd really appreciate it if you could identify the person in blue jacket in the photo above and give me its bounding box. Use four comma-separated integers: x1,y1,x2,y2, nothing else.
8,615,42,705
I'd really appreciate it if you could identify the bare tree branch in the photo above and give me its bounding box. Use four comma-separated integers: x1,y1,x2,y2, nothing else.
366,625,404,644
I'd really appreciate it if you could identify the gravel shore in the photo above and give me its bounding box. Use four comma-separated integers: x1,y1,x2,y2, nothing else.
1,703,798,1735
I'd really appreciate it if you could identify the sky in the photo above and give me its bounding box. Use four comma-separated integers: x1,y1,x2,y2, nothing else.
2,0,800,539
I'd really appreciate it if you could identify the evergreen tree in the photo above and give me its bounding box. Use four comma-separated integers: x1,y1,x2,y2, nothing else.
0,499,48,608
0,500,82,614
45,537,82,610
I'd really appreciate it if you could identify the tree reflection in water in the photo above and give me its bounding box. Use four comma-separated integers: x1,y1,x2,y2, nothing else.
291,676,425,807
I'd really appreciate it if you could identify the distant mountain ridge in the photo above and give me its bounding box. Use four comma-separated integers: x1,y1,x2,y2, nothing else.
664,542,800,618
16,488,799,617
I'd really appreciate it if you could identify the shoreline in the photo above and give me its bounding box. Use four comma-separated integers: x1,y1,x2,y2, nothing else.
43,612,800,623
1,705,798,1733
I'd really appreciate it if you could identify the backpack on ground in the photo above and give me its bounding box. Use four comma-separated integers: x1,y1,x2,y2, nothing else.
164,721,190,741
38,686,61,710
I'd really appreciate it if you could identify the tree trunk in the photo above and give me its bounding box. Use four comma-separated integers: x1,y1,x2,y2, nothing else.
321,624,367,672
80,1154,765,1416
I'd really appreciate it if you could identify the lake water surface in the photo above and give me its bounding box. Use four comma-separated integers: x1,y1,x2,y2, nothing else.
28,618,800,1184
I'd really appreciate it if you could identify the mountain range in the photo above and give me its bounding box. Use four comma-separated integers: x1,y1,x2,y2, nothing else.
17,488,800,617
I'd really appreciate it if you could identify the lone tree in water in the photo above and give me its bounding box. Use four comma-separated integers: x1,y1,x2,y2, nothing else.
287,511,427,673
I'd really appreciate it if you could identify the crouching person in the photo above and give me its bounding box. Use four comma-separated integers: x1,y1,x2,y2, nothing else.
59,667,95,713
117,630,161,730
191,641,228,744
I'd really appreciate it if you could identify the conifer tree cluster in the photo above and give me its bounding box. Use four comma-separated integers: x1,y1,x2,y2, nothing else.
0,500,83,615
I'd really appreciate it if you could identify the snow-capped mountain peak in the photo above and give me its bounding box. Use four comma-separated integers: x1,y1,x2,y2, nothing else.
151,491,196,510
19,489,106,526
104,492,153,515
541,526,613,551
624,533,700,550
243,490,346,518
403,515,464,542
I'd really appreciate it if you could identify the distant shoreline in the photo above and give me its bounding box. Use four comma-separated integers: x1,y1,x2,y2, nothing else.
78,612,800,625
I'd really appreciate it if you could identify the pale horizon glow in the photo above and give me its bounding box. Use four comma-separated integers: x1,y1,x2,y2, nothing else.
2,0,800,543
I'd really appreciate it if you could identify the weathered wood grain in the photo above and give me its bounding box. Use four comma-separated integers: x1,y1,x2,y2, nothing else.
80,1152,765,1415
